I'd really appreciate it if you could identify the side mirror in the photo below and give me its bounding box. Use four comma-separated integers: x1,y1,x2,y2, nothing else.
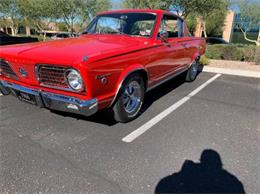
159,31,169,43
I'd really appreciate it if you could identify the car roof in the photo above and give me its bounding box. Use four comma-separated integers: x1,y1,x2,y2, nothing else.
98,9,176,17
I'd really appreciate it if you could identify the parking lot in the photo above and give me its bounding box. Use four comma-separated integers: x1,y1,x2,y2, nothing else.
0,72,259,193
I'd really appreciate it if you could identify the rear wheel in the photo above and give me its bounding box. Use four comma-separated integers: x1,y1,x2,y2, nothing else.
186,59,199,82
113,74,145,123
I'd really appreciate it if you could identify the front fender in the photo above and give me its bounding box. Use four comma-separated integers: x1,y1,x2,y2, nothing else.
109,64,148,107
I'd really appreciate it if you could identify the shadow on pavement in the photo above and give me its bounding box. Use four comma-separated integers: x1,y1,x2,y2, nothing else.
51,109,117,126
142,65,204,113
155,149,245,194
141,73,186,113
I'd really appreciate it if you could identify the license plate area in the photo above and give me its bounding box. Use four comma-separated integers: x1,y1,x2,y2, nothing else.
16,91,37,105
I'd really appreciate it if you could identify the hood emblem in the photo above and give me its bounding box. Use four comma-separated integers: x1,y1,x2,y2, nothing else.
19,68,28,78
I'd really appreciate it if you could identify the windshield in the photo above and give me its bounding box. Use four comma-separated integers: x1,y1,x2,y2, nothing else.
84,13,157,38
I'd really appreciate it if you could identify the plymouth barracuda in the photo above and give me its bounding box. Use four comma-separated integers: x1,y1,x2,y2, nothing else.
0,10,206,123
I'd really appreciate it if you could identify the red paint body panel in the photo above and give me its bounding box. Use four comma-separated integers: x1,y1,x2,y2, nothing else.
0,9,206,110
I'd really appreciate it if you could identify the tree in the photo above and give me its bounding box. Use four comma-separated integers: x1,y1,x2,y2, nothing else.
0,0,111,36
193,0,228,38
0,0,21,35
185,14,197,35
17,0,59,39
53,0,83,34
78,0,111,29
237,1,260,46
53,0,111,33
205,4,228,37
123,0,228,37
123,0,173,10
171,0,200,19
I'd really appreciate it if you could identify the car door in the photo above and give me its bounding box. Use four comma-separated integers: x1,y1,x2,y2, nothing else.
147,14,188,83
162,15,192,69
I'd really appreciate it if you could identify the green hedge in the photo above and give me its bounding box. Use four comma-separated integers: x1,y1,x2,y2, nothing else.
205,44,258,62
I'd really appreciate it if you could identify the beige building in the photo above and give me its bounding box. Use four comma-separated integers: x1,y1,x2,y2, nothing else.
194,10,235,42
222,11,235,42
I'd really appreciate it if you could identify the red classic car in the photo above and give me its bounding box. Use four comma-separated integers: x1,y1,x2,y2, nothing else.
0,10,206,123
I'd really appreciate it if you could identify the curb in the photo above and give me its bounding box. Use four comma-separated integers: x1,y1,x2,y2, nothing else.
203,66,260,78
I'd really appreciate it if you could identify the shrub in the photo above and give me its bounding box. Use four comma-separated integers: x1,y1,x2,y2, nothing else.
199,56,210,65
242,45,257,62
205,44,257,62
205,45,223,59
221,45,243,61
255,47,260,65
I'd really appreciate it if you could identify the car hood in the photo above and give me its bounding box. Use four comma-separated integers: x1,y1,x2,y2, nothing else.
0,35,150,65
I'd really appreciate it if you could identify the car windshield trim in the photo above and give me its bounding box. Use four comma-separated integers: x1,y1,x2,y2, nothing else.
82,12,157,38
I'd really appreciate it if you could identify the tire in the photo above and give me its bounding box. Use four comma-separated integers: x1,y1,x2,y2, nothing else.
113,74,145,123
186,59,199,82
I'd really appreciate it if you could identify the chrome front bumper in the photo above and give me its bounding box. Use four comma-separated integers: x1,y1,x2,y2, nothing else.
0,80,98,117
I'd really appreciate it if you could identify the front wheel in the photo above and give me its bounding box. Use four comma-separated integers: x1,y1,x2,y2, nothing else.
186,59,199,82
113,74,145,123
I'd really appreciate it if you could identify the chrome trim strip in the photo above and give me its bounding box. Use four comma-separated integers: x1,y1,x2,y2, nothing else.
0,80,98,117
147,67,188,92
149,58,199,92
0,80,40,96
41,92,97,108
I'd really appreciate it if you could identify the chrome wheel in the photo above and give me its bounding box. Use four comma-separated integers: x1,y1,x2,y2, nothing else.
123,81,142,113
113,74,145,123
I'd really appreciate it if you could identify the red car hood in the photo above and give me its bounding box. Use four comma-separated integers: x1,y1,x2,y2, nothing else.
0,35,150,65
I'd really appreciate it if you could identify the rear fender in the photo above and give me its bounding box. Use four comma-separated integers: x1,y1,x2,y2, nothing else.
191,51,200,63
191,40,206,65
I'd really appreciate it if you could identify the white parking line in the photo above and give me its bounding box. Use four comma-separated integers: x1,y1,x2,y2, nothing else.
122,74,222,143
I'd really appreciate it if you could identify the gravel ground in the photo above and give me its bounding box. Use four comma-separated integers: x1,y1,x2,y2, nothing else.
208,60,260,72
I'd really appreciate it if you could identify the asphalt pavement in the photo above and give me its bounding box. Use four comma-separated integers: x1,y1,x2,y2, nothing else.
0,72,259,193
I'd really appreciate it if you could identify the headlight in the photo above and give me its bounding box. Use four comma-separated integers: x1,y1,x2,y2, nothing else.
66,69,84,91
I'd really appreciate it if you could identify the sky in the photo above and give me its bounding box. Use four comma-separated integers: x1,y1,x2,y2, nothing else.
111,0,260,12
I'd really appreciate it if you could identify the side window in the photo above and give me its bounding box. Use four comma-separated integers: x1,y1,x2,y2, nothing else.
159,15,183,38
130,20,154,37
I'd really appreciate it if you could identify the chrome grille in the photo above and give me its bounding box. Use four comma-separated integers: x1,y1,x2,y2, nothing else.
0,59,19,79
38,65,68,88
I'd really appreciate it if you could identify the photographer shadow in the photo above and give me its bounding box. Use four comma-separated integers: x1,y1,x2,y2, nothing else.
155,149,245,194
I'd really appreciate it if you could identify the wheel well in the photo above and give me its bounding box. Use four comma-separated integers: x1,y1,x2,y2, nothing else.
189,56,200,67
132,69,148,90
110,69,148,107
